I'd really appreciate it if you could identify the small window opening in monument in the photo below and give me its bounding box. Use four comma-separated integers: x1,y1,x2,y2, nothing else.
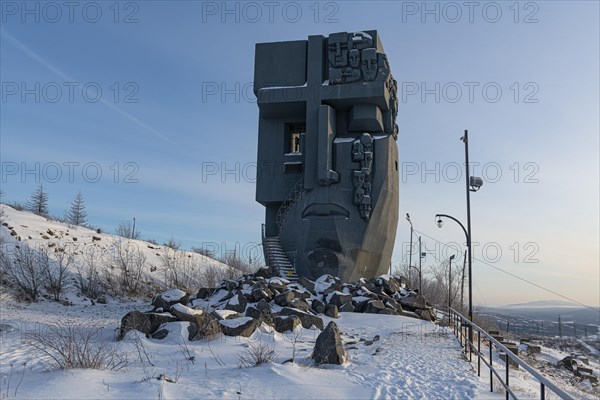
284,162,303,174
289,124,305,154
395,160,398,171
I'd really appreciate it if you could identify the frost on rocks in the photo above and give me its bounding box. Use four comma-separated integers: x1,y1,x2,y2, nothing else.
171,303,203,316
220,316,253,329
214,309,240,320
161,289,187,302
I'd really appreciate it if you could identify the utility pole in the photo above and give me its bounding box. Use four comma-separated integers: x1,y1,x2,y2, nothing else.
406,214,413,286
418,236,422,293
460,251,466,310
462,130,474,353
558,315,562,338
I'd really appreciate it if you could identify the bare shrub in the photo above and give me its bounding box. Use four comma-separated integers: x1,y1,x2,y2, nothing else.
197,264,222,288
220,252,255,275
237,339,278,368
114,220,141,240
26,320,129,370
75,246,104,298
104,240,146,296
1,243,47,302
6,201,24,211
191,246,215,258
43,244,74,301
163,237,181,250
0,196,5,223
160,247,187,290
284,327,304,363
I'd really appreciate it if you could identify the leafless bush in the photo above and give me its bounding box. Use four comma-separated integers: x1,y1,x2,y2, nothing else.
0,197,5,223
6,201,24,211
43,244,74,301
114,220,141,240
237,339,278,368
284,327,304,362
75,246,104,299
104,240,146,296
163,237,181,250
26,320,129,370
220,252,256,276
160,247,187,290
1,243,47,302
191,246,215,258
197,264,222,288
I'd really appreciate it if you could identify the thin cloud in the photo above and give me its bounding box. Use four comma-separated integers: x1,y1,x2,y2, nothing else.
1,28,174,144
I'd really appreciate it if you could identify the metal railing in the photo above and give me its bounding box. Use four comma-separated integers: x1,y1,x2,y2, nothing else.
448,308,574,400
260,223,272,275
275,177,304,234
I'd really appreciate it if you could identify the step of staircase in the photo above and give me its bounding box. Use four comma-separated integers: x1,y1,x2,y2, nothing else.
263,235,298,282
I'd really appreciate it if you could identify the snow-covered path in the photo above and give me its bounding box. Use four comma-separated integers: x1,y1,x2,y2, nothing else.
337,314,494,400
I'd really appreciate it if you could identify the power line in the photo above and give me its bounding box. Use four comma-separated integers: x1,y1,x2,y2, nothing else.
413,228,600,312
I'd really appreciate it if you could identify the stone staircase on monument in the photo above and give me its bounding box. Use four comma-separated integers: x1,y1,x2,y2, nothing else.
263,236,298,282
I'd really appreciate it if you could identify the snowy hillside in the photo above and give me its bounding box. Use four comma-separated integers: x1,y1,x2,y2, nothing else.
0,204,235,301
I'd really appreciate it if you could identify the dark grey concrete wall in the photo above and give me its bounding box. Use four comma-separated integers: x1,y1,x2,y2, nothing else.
255,31,399,281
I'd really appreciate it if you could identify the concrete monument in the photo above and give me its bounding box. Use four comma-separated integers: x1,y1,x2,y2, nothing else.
255,30,399,282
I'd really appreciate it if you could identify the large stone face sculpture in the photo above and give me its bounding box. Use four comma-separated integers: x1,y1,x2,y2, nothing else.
254,30,399,282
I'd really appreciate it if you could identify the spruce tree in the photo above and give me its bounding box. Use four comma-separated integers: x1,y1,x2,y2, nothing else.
27,184,49,215
67,191,87,226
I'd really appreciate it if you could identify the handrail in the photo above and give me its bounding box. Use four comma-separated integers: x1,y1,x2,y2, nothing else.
260,223,272,275
275,177,304,234
448,307,574,400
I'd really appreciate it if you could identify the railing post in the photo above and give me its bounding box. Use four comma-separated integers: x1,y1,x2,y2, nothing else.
505,352,510,400
489,339,493,393
477,330,481,377
468,322,472,362
540,383,545,400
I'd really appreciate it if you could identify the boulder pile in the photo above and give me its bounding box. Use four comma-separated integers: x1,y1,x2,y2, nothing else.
119,270,436,342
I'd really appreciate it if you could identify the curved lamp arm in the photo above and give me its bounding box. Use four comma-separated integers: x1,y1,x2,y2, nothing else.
435,213,470,246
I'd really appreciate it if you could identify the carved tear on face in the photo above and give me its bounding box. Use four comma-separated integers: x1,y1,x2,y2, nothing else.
328,32,349,67
361,48,378,81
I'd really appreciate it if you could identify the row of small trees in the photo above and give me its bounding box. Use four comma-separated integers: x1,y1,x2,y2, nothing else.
7,185,88,227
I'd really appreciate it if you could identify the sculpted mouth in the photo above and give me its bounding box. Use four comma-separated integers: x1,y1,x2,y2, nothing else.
302,203,349,219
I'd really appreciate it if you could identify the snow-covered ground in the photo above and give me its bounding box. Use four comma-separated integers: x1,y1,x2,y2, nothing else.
1,299,503,400
1,205,596,399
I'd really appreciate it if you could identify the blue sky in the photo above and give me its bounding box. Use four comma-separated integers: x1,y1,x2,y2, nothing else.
1,1,598,307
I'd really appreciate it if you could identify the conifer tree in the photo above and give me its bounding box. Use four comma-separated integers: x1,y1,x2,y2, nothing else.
27,184,49,215
67,191,87,226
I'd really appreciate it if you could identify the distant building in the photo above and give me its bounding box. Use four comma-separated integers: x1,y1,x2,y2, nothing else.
255,30,399,282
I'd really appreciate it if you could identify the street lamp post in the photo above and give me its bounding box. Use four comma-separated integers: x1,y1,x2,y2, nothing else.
406,213,414,286
418,236,423,293
448,254,456,312
436,128,483,359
